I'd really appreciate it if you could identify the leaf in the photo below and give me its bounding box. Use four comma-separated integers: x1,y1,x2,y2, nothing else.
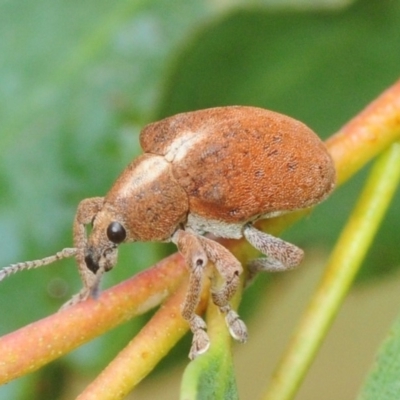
357,314,400,400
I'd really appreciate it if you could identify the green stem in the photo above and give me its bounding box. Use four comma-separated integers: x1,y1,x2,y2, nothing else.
77,280,194,400
262,141,400,400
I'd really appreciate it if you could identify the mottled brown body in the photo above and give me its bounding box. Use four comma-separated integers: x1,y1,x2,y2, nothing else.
0,106,336,359
141,106,334,223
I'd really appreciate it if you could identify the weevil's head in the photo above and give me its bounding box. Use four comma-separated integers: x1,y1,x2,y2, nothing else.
84,207,126,276
71,198,129,300
80,153,189,280
84,214,122,274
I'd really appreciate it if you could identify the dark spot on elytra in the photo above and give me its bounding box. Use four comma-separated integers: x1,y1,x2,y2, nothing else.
267,149,279,157
272,135,282,142
223,130,237,139
150,181,162,194
135,191,145,200
204,184,224,201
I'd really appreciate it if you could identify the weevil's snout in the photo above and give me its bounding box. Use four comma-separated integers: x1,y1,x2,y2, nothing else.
84,251,98,273
84,245,118,274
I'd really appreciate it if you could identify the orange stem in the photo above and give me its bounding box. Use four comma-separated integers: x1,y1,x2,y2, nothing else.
0,254,187,384
326,79,400,184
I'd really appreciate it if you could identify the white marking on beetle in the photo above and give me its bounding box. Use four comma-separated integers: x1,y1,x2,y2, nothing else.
119,156,169,197
187,213,244,239
164,131,206,163
187,210,289,239
259,210,288,219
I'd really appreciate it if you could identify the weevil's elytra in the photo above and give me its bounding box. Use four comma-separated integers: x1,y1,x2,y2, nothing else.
0,106,336,360
140,107,334,224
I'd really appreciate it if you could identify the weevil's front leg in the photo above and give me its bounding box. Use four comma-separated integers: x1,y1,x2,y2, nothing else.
62,197,105,309
172,230,210,360
243,224,304,283
198,236,248,344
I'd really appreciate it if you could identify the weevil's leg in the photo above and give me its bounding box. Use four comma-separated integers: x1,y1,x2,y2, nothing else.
172,229,210,360
198,236,248,344
60,270,104,310
0,248,77,281
61,197,105,309
243,224,304,283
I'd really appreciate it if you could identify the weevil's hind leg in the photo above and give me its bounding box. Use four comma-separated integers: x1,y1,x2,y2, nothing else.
243,223,304,284
172,230,210,360
198,236,248,344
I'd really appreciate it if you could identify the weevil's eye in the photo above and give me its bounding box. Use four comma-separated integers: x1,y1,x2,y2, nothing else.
107,222,126,244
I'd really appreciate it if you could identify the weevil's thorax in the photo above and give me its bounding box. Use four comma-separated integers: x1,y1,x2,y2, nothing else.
104,153,189,242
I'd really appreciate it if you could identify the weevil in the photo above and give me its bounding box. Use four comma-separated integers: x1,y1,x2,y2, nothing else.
0,106,336,359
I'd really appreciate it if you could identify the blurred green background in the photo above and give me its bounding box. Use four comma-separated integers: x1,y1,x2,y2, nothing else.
0,0,399,398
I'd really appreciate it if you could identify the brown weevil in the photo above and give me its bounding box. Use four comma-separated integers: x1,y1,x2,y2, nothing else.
0,106,336,359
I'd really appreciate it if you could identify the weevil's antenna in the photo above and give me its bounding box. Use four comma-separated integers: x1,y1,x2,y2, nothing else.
0,248,77,281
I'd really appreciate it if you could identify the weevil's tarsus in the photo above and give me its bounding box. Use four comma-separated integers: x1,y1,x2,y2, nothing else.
60,286,91,310
188,315,210,360
223,307,248,343
60,265,105,310
0,248,77,282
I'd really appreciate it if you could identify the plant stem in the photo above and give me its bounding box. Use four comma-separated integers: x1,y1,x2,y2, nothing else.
326,79,400,185
76,279,200,400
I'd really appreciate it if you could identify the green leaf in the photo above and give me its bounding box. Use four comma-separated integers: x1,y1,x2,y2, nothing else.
357,314,400,400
